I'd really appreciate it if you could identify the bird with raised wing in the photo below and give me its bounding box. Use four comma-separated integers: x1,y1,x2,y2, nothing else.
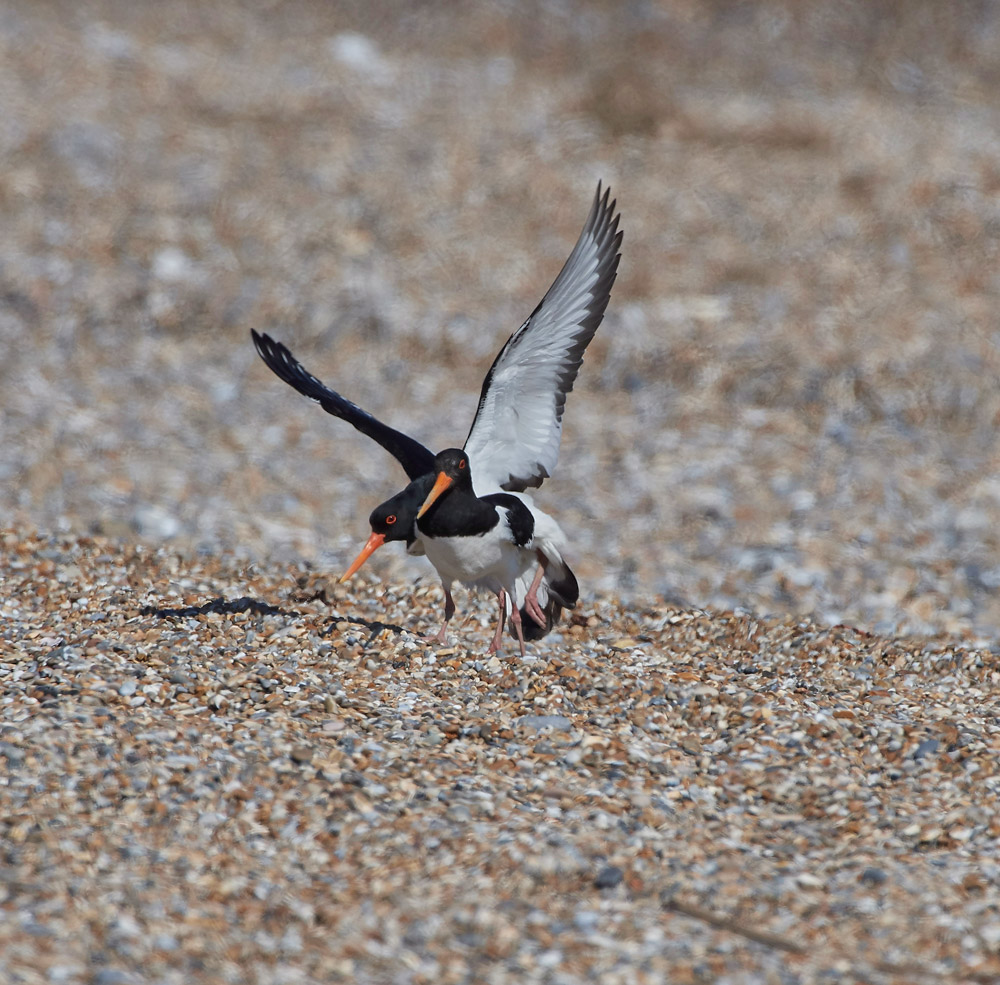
253,182,622,652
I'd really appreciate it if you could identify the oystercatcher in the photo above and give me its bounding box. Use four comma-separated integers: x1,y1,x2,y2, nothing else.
341,451,581,655
414,448,577,656
253,182,621,650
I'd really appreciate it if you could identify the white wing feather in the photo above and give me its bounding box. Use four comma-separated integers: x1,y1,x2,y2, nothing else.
464,183,622,494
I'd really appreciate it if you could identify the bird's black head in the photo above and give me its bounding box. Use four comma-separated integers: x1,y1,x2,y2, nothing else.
368,502,407,541
341,474,433,583
417,448,474,519
368,473,433,545
434,448,473,484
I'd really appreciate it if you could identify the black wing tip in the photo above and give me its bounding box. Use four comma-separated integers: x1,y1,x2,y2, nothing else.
574,179,623,322
250,327,270,359
253,331,310,382
251,328,291,372
577,182,622,297
595,180,616,222
250,328,286,358
250,329,335,407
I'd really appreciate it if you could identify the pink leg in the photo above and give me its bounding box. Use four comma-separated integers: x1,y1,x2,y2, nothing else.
487,589,508,655
424,584,456,645
523,563,547,628
508,595,527,658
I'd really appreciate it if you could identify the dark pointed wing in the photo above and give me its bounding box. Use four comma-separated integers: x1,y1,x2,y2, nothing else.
251,329,436,481
463,182,623,493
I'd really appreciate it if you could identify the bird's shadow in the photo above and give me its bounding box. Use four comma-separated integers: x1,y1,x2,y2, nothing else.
139,596,294,619
139,596,408,639
323,614,409,637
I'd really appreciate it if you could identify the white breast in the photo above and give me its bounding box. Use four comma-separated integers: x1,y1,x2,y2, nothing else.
422,509,535,594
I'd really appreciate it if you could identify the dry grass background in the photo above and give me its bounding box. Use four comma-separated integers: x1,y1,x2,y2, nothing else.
4,2,1000,983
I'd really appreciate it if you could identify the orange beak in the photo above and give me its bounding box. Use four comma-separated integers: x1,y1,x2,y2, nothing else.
340,531,386,582
417,470,454,519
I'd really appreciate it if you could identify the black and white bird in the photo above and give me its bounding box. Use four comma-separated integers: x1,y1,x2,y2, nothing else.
341,450,581,655
415,448,580,655
252,182,622,652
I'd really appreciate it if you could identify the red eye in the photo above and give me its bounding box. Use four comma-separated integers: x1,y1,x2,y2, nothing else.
459,459,466,470
386,514,397,525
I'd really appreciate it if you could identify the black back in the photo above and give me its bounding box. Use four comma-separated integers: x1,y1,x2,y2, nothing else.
417,492,500,540
416,450,536,548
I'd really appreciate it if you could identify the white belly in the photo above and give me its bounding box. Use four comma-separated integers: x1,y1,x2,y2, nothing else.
422,526,532,594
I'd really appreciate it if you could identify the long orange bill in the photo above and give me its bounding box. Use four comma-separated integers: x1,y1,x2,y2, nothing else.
340,531,386,582
417,471,454,519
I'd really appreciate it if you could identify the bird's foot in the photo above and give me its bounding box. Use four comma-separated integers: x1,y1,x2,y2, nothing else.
523,565,547,628
487,624,505,654
524,593,547,628
423,624,449,646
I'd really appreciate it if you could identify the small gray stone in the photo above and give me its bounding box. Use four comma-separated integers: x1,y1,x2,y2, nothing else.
859,867,888,886
594,865,624,889
517,714,573,732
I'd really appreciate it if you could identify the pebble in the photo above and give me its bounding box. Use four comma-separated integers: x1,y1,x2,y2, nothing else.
289,745,313,764
517,714,574,732
594,866,625,890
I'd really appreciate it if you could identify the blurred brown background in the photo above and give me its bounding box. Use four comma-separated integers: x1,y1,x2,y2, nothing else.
3,0,1000,638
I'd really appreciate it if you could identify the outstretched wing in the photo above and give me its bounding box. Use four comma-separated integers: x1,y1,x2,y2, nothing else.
463,183,623,493
251,329,436,481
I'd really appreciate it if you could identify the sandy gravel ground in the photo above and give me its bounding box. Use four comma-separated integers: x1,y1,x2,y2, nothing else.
5,533,1000,984
4,1,1000,982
